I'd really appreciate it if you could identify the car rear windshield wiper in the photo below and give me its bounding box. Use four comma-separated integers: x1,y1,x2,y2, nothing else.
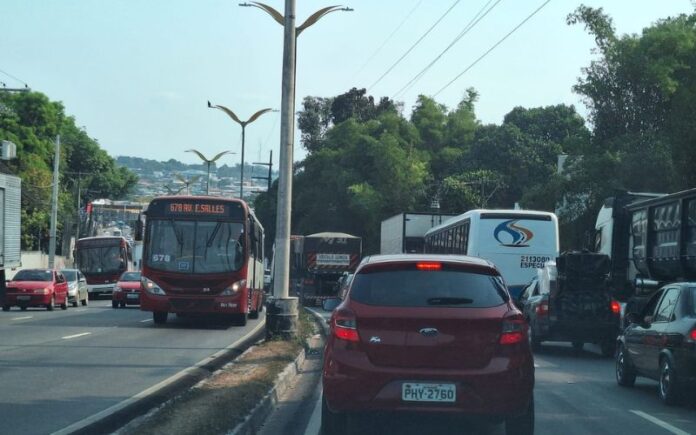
427,297,474,306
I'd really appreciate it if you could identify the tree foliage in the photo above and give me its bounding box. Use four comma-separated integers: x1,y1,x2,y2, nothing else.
0,91,138,250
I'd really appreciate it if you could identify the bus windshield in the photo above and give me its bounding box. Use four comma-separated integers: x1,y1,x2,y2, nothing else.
145,219,245,274
77,245,125,274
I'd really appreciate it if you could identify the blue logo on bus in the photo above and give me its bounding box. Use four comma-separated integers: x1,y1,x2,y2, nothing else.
494,220,534,247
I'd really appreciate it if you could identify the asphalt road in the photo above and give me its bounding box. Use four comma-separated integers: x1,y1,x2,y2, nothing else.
0,300,263,435
268,309,696,435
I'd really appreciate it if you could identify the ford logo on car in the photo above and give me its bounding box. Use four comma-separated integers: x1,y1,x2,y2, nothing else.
419,328,439,337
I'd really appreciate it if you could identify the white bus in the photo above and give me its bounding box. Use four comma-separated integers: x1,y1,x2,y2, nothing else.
424,209,559,299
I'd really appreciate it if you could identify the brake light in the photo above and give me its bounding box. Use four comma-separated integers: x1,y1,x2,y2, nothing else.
690,330,696,341
333,309,359,342
500,317,527,345
416,262,442,271
535,301,549,316
611,300,621,315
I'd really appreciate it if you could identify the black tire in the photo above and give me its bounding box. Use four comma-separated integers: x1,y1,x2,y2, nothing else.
112,301,118,308
2,305,10,312
505,396,534,435
47,296,54,311
120,302,126,308
81,296,88,306
530,325,542,352
659,357,681,406
72,299,78,308
20,306,27,311
572,341,584,351
153,311,168,324
233,313,248,326
601,341,616,358
616,345,636,387
61,295,68,310
321,395,346,435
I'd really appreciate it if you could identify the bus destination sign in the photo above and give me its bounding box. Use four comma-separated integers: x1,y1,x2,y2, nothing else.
148,198,245,220
168,203,226,215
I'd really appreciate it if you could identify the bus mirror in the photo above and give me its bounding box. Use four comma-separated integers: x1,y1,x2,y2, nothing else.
135,216,144,241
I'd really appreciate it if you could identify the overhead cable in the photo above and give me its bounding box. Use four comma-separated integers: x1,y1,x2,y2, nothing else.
434,0,552,97
369,0,462,91
394,0,503,99
353,0,424,80
0,68,29,86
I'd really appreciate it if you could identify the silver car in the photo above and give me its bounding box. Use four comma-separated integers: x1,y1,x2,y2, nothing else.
61,269,88,307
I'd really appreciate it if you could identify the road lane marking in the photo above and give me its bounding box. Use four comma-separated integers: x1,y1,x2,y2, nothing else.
630,410,691,435
11,316,33,320
140,318,153,323
73,309,86,312
62,332,92,340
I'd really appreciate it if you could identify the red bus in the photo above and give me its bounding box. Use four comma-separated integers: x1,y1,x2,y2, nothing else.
139,196,265,325
75,236,133,298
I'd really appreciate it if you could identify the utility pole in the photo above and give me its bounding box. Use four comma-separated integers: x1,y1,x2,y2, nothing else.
268,0,298,339
48,135,60,268
252,150,273,190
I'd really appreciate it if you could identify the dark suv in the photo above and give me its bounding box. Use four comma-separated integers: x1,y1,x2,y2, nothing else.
321,254,535,435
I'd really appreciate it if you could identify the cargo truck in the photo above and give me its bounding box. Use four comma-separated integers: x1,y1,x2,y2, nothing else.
0,173,22,304
595,188,696,314
292,232,362,306
380,212,455,254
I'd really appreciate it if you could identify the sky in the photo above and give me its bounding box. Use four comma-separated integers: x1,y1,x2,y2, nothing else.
1,0,693,169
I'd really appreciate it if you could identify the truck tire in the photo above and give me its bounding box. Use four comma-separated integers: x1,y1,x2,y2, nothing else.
572,341,584,351
601,341,616,358
2,305,10,311
153,311,168,324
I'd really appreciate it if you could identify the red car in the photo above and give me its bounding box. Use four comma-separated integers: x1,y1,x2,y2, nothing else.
3,269,69,311
321,255,535,435
112,271,142,308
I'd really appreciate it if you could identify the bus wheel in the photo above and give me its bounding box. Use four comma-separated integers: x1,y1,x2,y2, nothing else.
233,313,247,326
153,311,168,324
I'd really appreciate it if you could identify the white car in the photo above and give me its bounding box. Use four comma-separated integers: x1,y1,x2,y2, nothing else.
60,268,89,307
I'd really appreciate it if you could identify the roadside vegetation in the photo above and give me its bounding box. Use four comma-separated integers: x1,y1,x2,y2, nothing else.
255,5,696,253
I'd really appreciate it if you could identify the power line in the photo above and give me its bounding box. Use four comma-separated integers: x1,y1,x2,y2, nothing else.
0,68,29,87
368,0,462,92
353,0,424,80
434,0,552,97
394,0,503,99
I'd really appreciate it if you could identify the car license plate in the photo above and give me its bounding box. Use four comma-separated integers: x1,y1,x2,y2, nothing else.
127,293,138,299
17,295,30,301
402,383,456,403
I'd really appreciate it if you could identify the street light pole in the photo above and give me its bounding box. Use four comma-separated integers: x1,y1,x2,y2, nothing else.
208,102,272,199
185,149,235,195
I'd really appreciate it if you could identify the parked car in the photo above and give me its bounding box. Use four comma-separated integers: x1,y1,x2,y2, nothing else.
3,269,69,311
61,268,88,307
112,271,142,308
321,254,534,435
517,253,621,356
616,283,696,405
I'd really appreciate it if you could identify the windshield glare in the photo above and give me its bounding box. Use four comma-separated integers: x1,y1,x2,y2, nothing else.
77,246,125,274
13,270,53,282
61,270,78,281
120,272,141,282
146,219,245,274
350,269,507,308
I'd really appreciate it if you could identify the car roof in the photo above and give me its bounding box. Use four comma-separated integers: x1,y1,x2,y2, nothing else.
360,254,496,270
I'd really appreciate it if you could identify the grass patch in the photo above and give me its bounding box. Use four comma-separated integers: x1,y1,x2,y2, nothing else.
122,311,320,435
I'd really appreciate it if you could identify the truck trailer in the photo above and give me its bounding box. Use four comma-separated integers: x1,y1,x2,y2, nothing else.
0,173,21,303
380,212,455,254
292,232,362,306
595,188,696,313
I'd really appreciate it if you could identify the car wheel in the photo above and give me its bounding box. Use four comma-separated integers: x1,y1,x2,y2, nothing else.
572,341,584,351
505,396,534,435
120,302,126,308
616,345,636,387
233,313,248,326
112,301,118,308
2,305,9,312
321,395,346,435
659,357,681,405
153,311,168,324
72,298,78,308
601,341,616,358
82,296,88,306
61,295,68,310
47,296,54,311
529,325,542,352
20,306,27,311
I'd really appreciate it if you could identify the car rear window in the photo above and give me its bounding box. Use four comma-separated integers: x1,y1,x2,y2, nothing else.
61,270,78,281
350,267,508,308
12,269,53,282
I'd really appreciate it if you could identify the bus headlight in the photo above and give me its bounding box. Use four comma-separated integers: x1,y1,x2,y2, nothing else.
141,278,165,296
221,280,246,296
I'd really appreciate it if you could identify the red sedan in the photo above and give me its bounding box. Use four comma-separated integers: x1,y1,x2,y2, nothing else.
321,255,535,435
112,271,142,308
3,269,69,311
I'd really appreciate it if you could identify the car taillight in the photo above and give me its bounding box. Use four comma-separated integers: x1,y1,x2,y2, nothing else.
535,301,549,316
416,262,442,271
333,309,359,342
611,300,621,315
500,316,526,345
690,329,696,341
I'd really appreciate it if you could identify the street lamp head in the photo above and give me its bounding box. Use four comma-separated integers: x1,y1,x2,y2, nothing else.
239,2,251,6
340,7,354,12
207,100,212,108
